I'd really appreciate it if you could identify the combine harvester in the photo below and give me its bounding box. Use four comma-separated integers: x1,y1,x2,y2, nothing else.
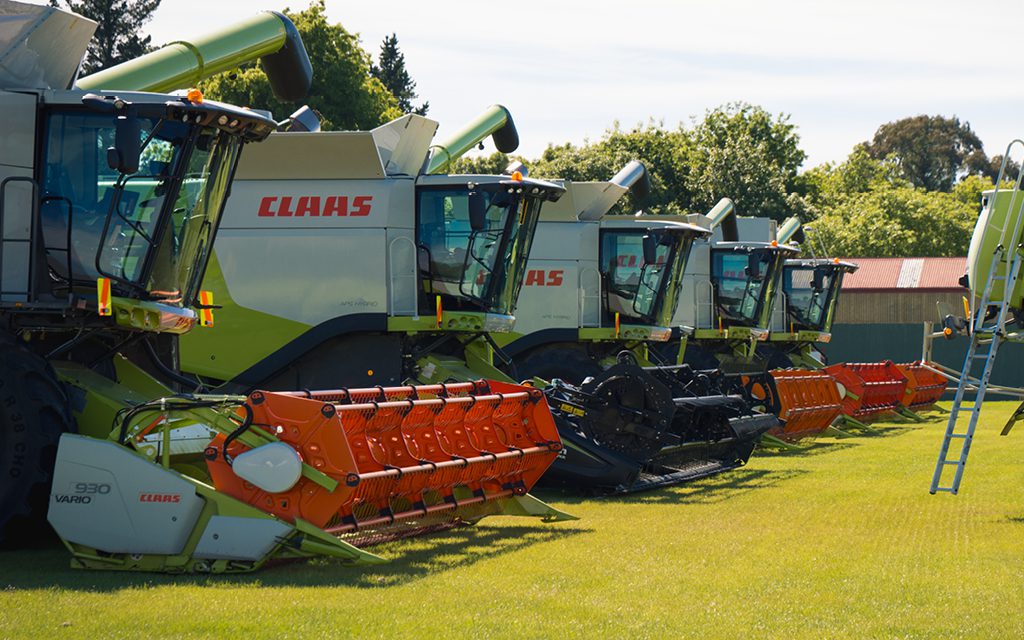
0,2,567,574
924,142,1024,494
174,115,775,494
648,215,850,444
497,181,778,490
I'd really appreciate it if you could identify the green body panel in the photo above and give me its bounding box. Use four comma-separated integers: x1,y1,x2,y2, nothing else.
180,253,311,380
967,189,1024,307
768,330,830,344
109,296,198,335
388,310,509,334
53,360,168,439
76,12,289,93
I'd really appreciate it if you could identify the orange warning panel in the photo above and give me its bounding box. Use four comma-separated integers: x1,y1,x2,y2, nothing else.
96,277,112,316
825,361,909,419
206,380,561,543
765,369,843,441
897,361,948,409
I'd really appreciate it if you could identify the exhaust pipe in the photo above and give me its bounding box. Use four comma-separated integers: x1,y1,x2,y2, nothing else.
706,198,737,241
426,104,519,175
76,11,312,102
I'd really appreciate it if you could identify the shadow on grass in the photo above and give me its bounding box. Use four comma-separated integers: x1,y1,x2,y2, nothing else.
754,440,860,459
542,466,809,508
0,523,587,592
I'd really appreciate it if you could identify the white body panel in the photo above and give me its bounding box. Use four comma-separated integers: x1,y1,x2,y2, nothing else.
513,218,600,335
48,435,205,555
216,136,420,325
0,89,35,301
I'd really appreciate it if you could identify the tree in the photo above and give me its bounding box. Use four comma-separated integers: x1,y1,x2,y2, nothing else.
802,149,988,257
51,0,160,75
202,1,401,131
450,152,517,175
865,115,985,191
684,102,806,222
528,122,693,215
370,34,428,115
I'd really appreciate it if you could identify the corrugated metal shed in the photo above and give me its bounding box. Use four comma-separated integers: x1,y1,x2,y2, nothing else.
840,257,967,291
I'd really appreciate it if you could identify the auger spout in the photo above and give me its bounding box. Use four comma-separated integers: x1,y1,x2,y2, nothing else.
426,104,519,174
706,197,737,240
76,11,312,101
777,216,802,244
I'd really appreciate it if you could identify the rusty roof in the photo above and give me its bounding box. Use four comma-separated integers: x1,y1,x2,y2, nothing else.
839,257,967,291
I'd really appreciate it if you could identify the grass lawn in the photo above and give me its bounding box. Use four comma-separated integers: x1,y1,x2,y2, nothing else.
1,402,1022,639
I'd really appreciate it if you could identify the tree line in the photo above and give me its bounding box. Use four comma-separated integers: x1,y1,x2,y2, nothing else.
69,0,1003,258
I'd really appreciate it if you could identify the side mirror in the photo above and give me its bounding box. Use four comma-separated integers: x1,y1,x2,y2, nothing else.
642,234,658,265
746,253,763,280
468,192,487,231
811,266,826,291
107,115,140,175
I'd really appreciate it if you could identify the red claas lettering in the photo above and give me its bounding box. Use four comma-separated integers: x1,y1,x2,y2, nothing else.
524,269,565,286
257,195,374,217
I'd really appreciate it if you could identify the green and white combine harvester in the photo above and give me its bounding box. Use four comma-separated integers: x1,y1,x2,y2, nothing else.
173,101,776,493
0,1,570,574
659,214,801,372
926,142,1024,494
763,227,859,370
492,177,779,489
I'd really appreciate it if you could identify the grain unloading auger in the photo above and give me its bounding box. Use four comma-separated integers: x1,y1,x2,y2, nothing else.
494,171,778,492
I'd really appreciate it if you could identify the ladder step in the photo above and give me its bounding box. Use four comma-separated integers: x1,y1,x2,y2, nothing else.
942,460,961,465
931,487,957,494
947,433,970,439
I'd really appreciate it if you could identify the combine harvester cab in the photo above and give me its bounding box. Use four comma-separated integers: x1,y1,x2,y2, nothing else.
498,175,777,492
922,141,1024,494
765,253,859,370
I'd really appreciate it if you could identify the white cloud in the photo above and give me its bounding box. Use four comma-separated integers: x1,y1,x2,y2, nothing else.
137,0,1024,167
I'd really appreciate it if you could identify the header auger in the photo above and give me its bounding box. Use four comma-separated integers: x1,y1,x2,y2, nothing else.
50,379,571,573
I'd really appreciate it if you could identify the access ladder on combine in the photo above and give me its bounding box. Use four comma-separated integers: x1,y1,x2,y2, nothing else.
931,157,1024,494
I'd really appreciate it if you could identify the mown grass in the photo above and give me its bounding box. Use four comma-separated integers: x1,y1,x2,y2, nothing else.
1,403,1022,639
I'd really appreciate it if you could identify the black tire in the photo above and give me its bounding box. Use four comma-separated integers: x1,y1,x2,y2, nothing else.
0,335,74,545
515,344,602,386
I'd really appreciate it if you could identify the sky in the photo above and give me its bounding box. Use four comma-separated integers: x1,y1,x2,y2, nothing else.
132,1,1024,167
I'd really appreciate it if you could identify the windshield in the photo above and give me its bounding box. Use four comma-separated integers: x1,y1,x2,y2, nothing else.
711,248,786,328
39,109,241,306
417,184,543,316
783,264,843,332
601,229,692,326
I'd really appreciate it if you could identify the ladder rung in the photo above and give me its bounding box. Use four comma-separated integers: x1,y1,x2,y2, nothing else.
941,460,961,465
931,487,957,494
947,433,970,439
